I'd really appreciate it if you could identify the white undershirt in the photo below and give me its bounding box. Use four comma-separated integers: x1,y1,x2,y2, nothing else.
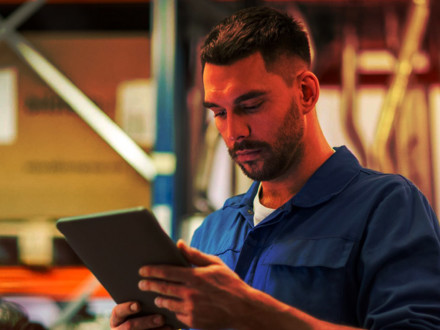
253,184,276,226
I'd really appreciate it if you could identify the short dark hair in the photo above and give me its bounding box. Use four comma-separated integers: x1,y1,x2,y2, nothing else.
200,6,311,69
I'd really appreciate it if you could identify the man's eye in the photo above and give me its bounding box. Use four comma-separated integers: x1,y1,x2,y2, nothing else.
240,101,263,111
214,110,226,118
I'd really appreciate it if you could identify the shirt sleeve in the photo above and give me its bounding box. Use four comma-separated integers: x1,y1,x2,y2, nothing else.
357,179,440,329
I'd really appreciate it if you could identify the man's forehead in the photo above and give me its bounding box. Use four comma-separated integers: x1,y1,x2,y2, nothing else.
203,60,271,104
203,52,303,89
203,53,266,77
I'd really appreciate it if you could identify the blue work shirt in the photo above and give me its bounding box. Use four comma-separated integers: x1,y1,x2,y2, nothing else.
191,146,440,329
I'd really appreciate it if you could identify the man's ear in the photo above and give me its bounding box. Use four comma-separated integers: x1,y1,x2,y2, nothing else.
298,71,319,114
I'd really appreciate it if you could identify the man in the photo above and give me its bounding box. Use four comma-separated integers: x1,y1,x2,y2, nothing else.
111,6,440,330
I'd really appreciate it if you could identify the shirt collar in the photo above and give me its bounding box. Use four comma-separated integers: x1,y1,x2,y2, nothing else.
290,146,361,207
236,146,361,209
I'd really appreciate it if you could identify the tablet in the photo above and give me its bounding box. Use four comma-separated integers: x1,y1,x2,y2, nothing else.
56,207,190,329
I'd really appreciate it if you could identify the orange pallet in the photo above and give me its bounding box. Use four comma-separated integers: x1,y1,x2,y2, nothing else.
0,266,110,300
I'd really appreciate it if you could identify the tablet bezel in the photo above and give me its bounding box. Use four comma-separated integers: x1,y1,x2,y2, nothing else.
56,207,190,329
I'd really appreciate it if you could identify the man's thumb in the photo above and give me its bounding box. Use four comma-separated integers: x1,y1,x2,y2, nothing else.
177,239,222,267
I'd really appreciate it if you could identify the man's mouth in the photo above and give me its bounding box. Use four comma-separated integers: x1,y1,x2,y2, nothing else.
234,149,262,162
229,140,269,163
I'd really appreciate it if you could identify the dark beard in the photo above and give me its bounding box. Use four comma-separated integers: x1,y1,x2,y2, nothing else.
228,100,304,181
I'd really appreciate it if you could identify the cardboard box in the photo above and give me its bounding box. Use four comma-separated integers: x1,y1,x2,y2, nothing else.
0,33,153,219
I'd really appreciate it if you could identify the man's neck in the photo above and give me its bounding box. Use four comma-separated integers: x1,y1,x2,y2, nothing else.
259,146,335,209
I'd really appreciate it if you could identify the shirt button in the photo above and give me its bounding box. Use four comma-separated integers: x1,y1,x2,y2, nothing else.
247,209,254,215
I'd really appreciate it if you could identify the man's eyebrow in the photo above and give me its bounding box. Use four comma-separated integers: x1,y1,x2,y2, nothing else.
234,90,267,105
203,101,219,109
203,90,267,109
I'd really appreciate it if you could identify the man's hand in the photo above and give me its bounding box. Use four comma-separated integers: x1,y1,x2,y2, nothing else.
138,240,252,329
110,240,359,330
110,301,173,330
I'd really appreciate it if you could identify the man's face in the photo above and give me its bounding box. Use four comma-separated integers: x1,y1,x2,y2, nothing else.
203,52,305,181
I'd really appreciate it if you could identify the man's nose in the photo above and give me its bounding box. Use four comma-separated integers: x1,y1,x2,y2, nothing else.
226,113,250,142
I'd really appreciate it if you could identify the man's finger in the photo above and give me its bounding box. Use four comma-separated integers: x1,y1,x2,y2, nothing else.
113,315,169,330
177,239,223,267
155,296,187,314
139,264,192,283
138,241,224,285
110,301,140,327
110,302,170,329
138,278,185,299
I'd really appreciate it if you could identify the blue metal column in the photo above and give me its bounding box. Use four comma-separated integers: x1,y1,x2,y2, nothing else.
151,0,178,238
